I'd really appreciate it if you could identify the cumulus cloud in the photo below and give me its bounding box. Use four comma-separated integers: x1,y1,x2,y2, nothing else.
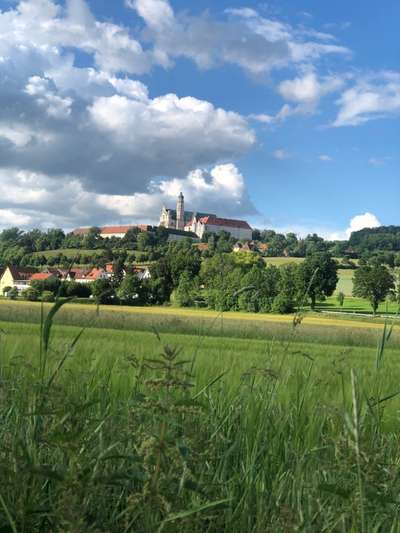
333,71,400,126
276,70,346,118
319,154,332,161
0,0,151,75
0,0,260,228
85,92,255,193
249,71,347,126
25,76,73,119
0,164,257,230
129,0,350,75
279,71,344,104
329,212,381,240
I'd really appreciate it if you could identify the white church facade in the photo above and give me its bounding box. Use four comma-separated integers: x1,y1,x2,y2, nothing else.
159,193,252,240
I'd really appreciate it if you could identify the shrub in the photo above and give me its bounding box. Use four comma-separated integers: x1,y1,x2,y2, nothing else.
21,287,40,301
272,292,295,314
2,286,12,296
64,281,92,298
337,291,345,307
42,290,55,302
7,287,18,300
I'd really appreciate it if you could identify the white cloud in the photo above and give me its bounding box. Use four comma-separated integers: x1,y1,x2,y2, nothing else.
25,76,73,119
97,163,256,220
0,0,151,75
333,71,400,126
0,209,32,228
329,212,381,240
0,164,257,230
129,0,350,75
248,113,275,124
88,93,255,187
0,124,39,147
251,71,347,126
272,149,291,160
319,154,332,161
279,71,344,104
0,0,260,230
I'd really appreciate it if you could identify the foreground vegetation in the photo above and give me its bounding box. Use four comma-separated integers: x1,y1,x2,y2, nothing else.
0,300,400,531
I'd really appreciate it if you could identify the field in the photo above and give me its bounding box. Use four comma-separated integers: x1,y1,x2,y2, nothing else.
31,248,105,259
1,300,400,530
336,268,355,296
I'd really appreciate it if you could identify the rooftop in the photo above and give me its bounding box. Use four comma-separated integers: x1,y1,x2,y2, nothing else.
198,216,252,230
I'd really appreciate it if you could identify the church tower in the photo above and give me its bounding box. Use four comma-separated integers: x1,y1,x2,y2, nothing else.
176,192,184,230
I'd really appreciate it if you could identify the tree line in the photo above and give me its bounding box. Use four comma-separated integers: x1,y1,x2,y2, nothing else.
1,225,400,269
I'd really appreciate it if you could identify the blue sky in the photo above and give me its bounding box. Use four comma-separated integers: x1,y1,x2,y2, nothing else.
0,0,398,238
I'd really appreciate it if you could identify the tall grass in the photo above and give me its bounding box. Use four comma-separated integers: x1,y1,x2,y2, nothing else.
0,300,400,531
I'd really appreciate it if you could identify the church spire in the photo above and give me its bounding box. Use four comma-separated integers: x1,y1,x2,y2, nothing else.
176,192,184,230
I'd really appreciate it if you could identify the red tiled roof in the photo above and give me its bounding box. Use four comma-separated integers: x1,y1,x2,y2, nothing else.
85,268,105,280
30,273,54,281
73,224,150,236
72,228,90,236
70,268,91,280
105,263,114,273
198,216,252,230
100,225,134,235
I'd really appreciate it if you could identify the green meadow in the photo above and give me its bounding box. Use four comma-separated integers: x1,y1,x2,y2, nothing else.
0,300,400,531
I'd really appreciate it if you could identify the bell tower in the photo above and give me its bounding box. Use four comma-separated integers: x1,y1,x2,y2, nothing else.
176,192,184,230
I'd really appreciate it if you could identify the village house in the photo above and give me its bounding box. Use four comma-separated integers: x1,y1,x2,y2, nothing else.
233,241,257,253
0,266,37,294
186,215,252,240
30,272,57,283
132,266,151,280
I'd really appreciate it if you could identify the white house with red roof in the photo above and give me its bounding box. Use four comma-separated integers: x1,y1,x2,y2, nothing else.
185,214,252,240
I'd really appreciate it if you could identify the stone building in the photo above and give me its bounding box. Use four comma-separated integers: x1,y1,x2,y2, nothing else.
160,193,252,240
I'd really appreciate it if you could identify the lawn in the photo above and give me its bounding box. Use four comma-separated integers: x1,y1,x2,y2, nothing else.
264,256,305,266
336,268,354,296
31,248,106,258
320,295,399,315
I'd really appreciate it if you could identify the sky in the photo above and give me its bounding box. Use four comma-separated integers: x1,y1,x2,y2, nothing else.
0,0,398,239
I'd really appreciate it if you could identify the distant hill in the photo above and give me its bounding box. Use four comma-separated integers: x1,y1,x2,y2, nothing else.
349,225,400,252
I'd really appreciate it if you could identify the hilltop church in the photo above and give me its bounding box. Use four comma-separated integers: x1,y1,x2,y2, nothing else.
159,193,252,240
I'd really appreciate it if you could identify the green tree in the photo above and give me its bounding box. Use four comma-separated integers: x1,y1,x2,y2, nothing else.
237,265,280,313
298,253,338,309
174,271,198,307
353,264,395,314
91,278,115,304
117,274,147,305
273,263,300,313
62,281,92,298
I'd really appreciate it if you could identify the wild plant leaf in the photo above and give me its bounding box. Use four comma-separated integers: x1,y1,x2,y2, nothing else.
22,464,65,482
318,483,351,499
160,498,231,525
42,297,74,354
